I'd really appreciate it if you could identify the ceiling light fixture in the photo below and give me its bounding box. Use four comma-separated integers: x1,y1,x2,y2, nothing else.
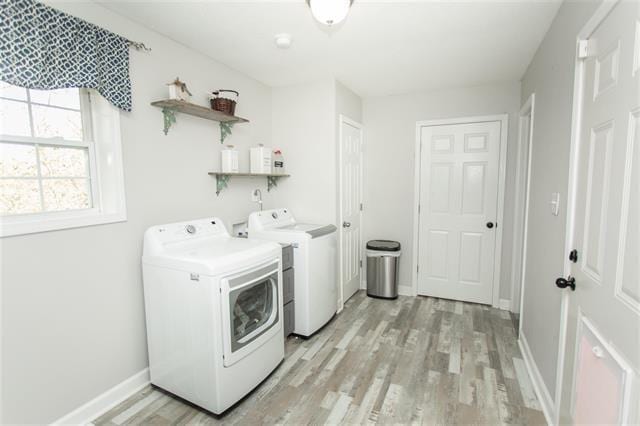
307,0,353,26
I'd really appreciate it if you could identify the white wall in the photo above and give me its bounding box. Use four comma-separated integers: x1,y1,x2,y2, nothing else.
268,79,336,224
336,80,363,124
362,82,521,298
1,3,274,424
519,0,601,403
269,79,362,226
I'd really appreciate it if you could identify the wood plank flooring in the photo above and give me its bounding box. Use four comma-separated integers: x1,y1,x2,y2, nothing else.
93,291,546,425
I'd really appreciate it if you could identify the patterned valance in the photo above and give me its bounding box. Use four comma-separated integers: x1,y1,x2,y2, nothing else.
0,0,132,111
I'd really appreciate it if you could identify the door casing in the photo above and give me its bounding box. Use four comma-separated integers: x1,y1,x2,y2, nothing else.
338,114,364,312
513,94,536,318
411,114,509,308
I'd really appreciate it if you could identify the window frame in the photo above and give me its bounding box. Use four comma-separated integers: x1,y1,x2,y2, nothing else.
0,89,127,237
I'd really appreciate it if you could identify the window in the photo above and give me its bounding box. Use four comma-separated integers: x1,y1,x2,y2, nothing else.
0,82,126,237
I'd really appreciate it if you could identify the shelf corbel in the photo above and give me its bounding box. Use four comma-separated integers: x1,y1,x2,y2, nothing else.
161,107,177,135
220,122,234,143
267,175,282,192
215,174,231,196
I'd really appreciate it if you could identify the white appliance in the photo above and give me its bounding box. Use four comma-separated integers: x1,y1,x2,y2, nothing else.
247,208,337,337
142,218,284,414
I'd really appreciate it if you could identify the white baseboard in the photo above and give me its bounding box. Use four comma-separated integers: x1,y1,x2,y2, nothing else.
52,368,150,425
358,281,413,297
518,333,555,426
499,298,512,311
398,285,414,297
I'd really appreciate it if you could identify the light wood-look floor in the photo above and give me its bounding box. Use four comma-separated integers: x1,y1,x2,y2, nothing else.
93,292,546,425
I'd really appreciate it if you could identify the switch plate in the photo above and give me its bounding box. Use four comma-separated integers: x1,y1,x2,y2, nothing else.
550,192,561,216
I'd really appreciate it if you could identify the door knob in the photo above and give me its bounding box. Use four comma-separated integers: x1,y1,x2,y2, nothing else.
555,276,576,291
343,222,351,228
486,222,495,229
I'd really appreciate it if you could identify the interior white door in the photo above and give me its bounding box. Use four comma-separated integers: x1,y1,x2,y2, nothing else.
417,120,502,304
558,2,639,423
339,117,363,307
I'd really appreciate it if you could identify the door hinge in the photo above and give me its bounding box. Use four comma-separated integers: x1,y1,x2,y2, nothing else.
418,204,421,214
360,203,363,211
359,260,363,268
578,39,591,59
417,265,419,273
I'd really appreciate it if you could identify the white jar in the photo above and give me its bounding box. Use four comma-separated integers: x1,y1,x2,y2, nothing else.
250,144,272,174
272,149,285,175
221,145,239,173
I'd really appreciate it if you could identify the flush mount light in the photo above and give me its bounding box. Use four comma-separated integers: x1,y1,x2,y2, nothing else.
274,33,293,49
307,0,353,26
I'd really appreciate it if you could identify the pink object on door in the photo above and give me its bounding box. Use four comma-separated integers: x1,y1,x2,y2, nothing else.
573,334,624,424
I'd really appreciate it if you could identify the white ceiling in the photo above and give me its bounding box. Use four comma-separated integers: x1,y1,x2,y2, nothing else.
98,0,561,98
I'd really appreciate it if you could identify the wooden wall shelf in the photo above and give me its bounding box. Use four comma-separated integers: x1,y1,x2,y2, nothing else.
208,172,290,195
151,99,249,142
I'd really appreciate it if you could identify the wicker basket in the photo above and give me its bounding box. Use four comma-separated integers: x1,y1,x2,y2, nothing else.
210,90,238,115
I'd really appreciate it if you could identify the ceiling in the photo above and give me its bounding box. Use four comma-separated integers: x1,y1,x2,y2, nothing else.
97,0,561,98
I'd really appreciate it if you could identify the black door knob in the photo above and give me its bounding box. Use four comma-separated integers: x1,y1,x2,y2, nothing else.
555,276,576,291
486,222,494,229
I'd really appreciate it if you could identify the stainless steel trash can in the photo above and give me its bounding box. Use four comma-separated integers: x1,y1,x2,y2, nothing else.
366,240,401,299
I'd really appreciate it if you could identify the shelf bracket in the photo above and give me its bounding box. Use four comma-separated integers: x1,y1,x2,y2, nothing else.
267,175,281,192
161,107,177,135
220,122,234,144
215,174,231,196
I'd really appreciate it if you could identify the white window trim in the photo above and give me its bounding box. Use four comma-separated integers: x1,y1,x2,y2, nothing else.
0,90,127,237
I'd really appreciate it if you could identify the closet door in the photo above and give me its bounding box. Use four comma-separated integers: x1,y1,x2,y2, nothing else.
417,120,503,304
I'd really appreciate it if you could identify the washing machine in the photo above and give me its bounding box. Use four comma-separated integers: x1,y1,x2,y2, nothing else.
247,208,337,337
142,217,283,414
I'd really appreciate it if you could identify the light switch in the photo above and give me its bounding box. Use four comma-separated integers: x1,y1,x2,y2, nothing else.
550,192,560,216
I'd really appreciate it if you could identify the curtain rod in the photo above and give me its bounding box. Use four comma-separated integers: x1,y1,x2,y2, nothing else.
128,40,152,52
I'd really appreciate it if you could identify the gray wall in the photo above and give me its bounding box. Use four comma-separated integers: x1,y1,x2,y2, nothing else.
362,82,521,299
269,78,362,227
336,80,363,124
519,0,601,401
1,3,274,424
269,79,337,225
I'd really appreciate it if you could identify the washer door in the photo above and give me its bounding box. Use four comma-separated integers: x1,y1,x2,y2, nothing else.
221,261,280,367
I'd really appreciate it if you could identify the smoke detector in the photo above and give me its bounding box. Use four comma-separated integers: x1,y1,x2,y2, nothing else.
274,33,292,49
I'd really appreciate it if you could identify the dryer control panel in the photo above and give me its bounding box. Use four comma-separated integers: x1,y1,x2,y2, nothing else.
143,218,229,256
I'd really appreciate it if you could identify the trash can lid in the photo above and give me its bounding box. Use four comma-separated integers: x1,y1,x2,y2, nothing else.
366,240,401,252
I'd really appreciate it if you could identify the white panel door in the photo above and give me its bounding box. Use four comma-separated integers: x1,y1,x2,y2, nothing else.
559,2,639,423
339,117,363,307
417,121,502,304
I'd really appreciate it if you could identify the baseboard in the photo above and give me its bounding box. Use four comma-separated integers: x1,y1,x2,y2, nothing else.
359,281,413,297
518,333,555,426
52,368,150,425
398,285,414,297
499,298,511,311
